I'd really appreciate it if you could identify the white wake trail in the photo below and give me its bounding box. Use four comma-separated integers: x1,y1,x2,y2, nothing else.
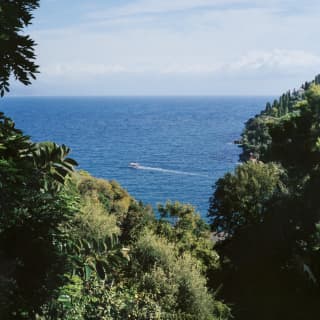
136,165,209,177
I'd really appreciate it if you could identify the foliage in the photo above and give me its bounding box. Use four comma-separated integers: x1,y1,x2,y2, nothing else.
40,176,230,320
33,142,78,188
77,174,131,216
210,76,320,319
209,161,287,235
157,201,220,274
239,115,273,161
132,230,230,320
239,76,320,162
0,110,79,319
0,0,39,96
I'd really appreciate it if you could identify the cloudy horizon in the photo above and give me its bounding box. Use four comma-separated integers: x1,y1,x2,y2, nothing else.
10,0,320,96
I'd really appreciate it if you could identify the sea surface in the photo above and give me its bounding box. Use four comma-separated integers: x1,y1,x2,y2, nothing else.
0,96,272,218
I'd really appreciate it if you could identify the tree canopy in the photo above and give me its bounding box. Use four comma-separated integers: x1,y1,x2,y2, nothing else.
209,161,287,236
0,0,39,96
209,76,320,320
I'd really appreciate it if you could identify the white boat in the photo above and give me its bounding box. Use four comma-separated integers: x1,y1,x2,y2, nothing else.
129,162,140,168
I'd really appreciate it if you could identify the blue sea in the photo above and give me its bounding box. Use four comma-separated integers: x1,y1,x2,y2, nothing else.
0,96,272,218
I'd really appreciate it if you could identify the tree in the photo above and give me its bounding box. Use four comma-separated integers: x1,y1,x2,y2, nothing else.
239,116,273,161
209,161,287,236
0,0,39,96
0,112,79,319
132,231,229,320
210,76,320,320
265,102,272,114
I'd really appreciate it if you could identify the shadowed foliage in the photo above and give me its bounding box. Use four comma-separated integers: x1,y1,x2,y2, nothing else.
210,78,320,320
0,0,39,96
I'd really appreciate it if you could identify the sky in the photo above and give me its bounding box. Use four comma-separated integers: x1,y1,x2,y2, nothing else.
11,0,320,96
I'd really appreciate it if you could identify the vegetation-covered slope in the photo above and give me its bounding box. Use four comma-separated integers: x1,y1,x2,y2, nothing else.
240,74,320,163
0,134,230,319
209,77,320,320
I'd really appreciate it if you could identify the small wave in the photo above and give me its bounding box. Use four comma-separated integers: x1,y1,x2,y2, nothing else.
135,165,209,177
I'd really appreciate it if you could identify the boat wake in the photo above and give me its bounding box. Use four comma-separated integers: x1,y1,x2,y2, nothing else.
132,164,209,177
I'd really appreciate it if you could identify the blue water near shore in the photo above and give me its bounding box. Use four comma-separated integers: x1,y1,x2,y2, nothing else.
0,96,272,218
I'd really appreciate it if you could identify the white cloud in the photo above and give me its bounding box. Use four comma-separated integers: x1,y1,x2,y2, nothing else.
88,0,320,24
160,63,221,74
40,49,320,78
89,0,250,20
159,50,320,75
42,63,128,76
229,49,320,71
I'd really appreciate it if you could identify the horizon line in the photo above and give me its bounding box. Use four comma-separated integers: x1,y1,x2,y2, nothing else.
3,94,277,98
